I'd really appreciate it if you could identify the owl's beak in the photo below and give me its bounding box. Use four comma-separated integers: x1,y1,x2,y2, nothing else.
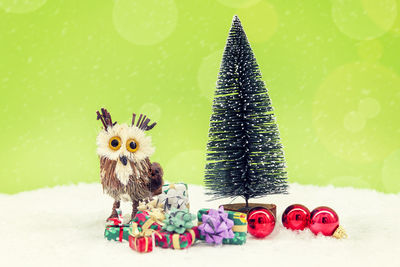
119,156,128,166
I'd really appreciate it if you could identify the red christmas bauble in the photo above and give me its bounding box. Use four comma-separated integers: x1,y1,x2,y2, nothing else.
309,206,339,236
247,208,275,238
282,204,310,231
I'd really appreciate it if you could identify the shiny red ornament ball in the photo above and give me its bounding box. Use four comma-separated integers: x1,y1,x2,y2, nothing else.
247,208,276,238
282,204,310,231
309,206,339,236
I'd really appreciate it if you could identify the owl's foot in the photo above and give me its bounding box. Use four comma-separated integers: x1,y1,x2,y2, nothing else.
107,200,120,221
107,211,119,220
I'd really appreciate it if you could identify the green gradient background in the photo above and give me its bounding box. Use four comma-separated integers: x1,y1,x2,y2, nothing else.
1,0,400,194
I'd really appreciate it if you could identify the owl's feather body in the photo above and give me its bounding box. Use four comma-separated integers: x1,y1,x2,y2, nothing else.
96,108,163,221
100,157,152,201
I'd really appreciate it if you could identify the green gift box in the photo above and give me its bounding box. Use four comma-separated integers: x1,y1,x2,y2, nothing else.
104,211,131,242
197,208,247,245
104,224,130,242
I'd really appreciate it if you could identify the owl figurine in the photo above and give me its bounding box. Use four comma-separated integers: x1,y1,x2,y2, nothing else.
96,108,163,221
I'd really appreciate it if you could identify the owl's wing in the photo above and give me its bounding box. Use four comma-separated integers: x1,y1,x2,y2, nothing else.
149,161,164,196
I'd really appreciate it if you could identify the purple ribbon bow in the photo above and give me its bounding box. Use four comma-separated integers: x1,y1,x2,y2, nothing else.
198,206,235,245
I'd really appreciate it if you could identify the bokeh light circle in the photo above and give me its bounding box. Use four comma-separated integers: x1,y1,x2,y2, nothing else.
357,40,383,62
139,102,162,121
332,0,397,40
359,97,380,119
0,0,46,13
113,0,178,45
217,0,261,8
343,111,365,133
313,62,400,163
165,150,205,183
198,49,224,101
236,1,278,43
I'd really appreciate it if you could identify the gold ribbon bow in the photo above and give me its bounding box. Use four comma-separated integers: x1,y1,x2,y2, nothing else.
147,208,165,225
129,222,162,253
138,199,166,226
138,199,163,211
130,222,162,238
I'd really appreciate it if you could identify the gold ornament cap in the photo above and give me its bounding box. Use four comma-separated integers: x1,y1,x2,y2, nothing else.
332,225,348,239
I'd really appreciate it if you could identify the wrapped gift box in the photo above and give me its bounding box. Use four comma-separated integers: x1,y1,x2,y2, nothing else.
156,183,190,213
104,225,130,242
104,220,130,242
155,229,196,249
104,210,130,242
197,208,247,245
129,235,153,253
132,210,162,231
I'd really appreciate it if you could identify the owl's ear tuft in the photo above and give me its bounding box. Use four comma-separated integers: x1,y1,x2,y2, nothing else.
96,108,116,130
132,113,157,131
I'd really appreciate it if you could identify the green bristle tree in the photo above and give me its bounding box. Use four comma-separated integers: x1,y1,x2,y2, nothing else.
204,16,288,206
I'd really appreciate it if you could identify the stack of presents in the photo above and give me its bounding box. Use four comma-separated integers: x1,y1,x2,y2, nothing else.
104,183,248,253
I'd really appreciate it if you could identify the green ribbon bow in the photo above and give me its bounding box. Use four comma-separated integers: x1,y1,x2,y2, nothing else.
162,208,196,234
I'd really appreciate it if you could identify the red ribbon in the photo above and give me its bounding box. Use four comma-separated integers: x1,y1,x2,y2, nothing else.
118,226,123,242
107,218,129,242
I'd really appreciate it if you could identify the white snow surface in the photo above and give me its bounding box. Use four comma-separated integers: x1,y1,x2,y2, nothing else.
1,183,399,267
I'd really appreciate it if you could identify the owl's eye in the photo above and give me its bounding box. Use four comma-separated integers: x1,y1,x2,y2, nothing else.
108,136,121,151
126,138,139,153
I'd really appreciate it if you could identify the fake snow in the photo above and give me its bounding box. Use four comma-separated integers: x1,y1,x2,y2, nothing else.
1,183,399,267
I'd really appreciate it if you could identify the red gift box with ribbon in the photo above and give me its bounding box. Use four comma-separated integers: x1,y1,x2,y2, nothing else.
129,235,153,253
128,220,162,253
155,229,196,249
104,210,130,242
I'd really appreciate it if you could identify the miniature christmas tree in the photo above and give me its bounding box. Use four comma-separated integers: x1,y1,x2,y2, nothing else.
204,16,288,207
